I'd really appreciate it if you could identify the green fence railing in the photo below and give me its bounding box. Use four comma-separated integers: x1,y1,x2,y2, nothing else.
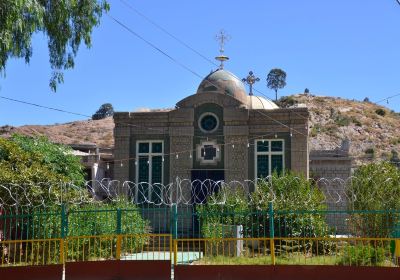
1,205,400,241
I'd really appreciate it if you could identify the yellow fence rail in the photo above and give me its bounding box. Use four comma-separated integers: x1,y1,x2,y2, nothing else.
0,238,62,266
174,237,400,267
0,234,172,266
1,236,399,267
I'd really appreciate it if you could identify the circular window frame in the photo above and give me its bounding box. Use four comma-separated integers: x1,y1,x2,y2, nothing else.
198,112,219,134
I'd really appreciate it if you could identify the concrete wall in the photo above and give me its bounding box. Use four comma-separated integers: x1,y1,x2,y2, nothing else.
310,141,352,233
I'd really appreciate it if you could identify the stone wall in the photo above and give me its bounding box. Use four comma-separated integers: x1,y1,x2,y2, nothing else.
310,140,352,233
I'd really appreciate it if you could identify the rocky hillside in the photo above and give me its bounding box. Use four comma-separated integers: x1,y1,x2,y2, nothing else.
280,94,400,165
0,117,114,148
1,95,399,165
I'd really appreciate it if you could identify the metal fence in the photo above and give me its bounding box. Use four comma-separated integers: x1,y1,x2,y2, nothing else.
1,178,400,268
1,205,400,240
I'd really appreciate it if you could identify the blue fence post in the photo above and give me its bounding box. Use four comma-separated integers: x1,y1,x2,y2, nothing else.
171,204,178,266
268,201,275,265
116,209,122,260
61,204,67,238
60,204,67,264
116,209,122,235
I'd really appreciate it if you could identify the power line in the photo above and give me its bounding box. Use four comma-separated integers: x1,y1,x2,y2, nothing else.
118,0,217,67
0,93,377,164
0,96,91,118
106,13,309,138
117,1,400,119
374,93,400,105
107,14,204,80
117,0,276,99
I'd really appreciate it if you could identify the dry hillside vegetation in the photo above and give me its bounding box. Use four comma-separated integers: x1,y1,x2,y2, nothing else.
1,95,399,165
0,117,114,148
281,94,400,165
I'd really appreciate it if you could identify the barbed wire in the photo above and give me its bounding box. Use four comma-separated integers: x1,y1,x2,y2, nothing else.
0,176,396,210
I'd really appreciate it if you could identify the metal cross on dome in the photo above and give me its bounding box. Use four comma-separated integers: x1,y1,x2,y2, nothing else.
215,30,231,69
215,30,231,54
242,71,260,96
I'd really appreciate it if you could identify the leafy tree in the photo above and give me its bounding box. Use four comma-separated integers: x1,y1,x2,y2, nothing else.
0,0,109,91
0,135,85,208
348,162,400,237
267,68,287,101
92,103,114,120
11,134,85,185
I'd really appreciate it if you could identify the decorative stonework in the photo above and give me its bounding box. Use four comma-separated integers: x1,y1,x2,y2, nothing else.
196,140,221,165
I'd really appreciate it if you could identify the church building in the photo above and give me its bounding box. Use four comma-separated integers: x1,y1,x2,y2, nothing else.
113,28,309,200
113,48,309,193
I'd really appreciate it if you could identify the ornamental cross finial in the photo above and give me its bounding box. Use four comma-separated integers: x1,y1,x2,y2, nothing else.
215,30,231,69
215,30,230,54
242,71,260,96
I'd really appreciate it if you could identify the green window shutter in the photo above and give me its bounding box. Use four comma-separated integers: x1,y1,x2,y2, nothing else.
151,156,162,203
271,141,283,152
139,143,150,153
152,142,163,153
257,140,269,152
138,156,149,182
257,155,269,178
151,156,163,184
271,154,283,175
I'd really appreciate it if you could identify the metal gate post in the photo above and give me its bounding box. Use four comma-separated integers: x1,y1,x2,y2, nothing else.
172,204,178,239
171,204,178,266
61,204,67,238
269,201,276,265
116,209,122,260
60,204,67,264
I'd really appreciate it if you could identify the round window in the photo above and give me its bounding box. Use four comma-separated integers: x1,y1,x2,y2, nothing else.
199,113,219,133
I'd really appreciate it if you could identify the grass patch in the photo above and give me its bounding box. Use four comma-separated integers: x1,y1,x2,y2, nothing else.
194,253,395,266
195,254,337,265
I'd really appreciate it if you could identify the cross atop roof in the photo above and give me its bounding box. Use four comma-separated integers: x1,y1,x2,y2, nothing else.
215,30,231,54
215,30,231,69
242,71,260,96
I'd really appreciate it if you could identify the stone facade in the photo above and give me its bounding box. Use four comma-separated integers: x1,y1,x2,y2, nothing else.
113,68,309,235
114,86,309,186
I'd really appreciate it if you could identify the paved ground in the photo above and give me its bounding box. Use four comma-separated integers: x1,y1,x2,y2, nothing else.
121,251,203,264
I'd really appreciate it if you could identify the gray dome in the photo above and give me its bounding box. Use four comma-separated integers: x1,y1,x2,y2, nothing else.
196,69,247,104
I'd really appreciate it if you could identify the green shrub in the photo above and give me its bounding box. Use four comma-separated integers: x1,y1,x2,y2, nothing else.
334,114,351,126
337,244,386,266
364,148,375,157
277,96,298,108
351,116,362,126
25,200,149,262
375,108,386,116
348,162,400,237
198,173,329,240
310,125,320,137
197,187,249,238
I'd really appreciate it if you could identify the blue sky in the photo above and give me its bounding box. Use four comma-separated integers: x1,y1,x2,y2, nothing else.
1,0,400,126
